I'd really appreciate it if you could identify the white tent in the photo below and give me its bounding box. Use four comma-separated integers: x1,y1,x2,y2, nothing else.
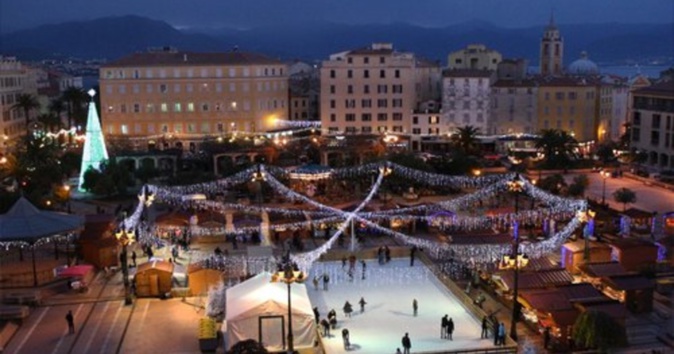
224,272,316,351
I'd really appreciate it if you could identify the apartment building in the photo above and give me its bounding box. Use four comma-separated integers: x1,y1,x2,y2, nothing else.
0,56,38,145
447,44,502,71
630,80,674,170
536,76,600,142
288,61,319,121
599,75,629,142
99,48,288,147
490,79,537,135
320,43,441,136
441,69,494,134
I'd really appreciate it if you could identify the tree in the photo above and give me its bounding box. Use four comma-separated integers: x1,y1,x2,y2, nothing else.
62,87,87,129
452,125,481,155
573,310,627,351
538,174,567,195
595,141,617,165
12,93,40,128
613,187,636,211
48,98,65,129
567,174,589,197
536,129,578,169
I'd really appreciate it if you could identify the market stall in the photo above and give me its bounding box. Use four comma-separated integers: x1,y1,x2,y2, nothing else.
135,260,174,297
601,274,655,314
560,240,612,275
609,238,659,271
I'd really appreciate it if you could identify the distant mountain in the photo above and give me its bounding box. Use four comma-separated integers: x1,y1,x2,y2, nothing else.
0,15,224,60
1,15,672,66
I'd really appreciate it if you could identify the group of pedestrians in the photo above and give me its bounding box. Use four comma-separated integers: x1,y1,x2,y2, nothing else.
440,315,455,340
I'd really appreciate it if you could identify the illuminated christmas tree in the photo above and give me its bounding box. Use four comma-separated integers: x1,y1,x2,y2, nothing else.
78,89,109,191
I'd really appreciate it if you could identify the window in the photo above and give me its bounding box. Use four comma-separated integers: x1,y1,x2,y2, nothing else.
362,126,372,133
174,84,181,93
174,103,182,112
347,85,353,94
653,114,662,129
120,104,127,113
364,70,369,78
330,100,336,109
413,128,421,134
555,92,564,100
393,113,403,121
380,70,386,78
133,85,140,94
570,106,576,115
230,83,236,92
392,85,403,94
545,92,550,101
380,56,385,64
345,114,356,122
146,103,154,113
586,91,594,100
392,99,403,108
161,103,168,112
651,131,660,145
146,84,153,93
361,113,372,121
121,124,128,135
186,84,193,92
347,57,353,64
463,101,470,109
633,112,641,126
364,57,369,64
330,70,335,78
377,99,388,108
463,113,470,123
330,114,336,122
632,127,640,142
118,85,126,94
568,92,577,100
361,99,372,108
413,117,419,124
329,85,336,94
145,69,154,78
133,104,140,113
377,85,387,94
364,85,370,94
345,99,356,108
202,103,209,112
347,70,353,78
377,113,388,121
187,103,195,112
395,70,400,78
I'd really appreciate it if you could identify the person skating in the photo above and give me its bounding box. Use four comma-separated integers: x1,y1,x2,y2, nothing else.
497,322,506,346
342,256,347,269
65,310,75,334
320,318,330,337
313,276,320,291
412,299,418,316
410,245,417,266
323,273,330,291
441,315,448,339
360,259,366,280
342,328,350,349
493,319,499,346
343,301,353,317
359,297,367,313
328,309,337,329
481,315,489,339
313,307,320,324
385,246,391,263
401,333,412,354
348,254,357,272
447,317,454,340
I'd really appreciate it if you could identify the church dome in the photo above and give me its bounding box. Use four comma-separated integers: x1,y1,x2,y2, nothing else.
568,51,599,75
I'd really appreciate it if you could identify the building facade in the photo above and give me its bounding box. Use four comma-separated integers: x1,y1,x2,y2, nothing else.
441,69,494,134
540,15,564,76
447,44,502,71
536,77,600,142
599,75,629,142
0,56,38,145
320,43,441,136
490,79,537,135
630,81,674,170
288,61,319,121
99,48,288,147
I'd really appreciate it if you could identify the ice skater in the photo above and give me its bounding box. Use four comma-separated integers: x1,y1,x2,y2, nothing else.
385,246,391,263
481,315,489,339
313,276,320,291
320,318,330,337
402,333,411,354
360,260,367,280
342,256,347,269
342,328,350,349
359,297,367,313
447,317,454,340
410,245,417,266
313,307,320,324
323,273,330,291
412,299,418,316
441,315,448,338
343,301,353,317
328,309,337,329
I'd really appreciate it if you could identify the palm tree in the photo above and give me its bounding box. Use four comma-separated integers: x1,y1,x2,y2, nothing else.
48,98,65,129
11,93,40,128
62,87,86,129
535,129,578,169
452,125,481,155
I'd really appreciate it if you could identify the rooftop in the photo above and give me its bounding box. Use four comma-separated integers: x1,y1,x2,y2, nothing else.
443,68,493,78
104,51,283,68
633,80,674,98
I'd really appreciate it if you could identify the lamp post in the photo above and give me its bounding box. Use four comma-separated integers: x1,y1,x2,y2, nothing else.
601,171,610,206
577,208,596,262
115,228,135,305
63,184,71,214
506,174,525,341
252,164,266,209
271,261,305,354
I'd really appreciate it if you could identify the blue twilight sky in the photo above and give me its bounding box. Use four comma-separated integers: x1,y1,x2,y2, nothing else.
1,0,672,32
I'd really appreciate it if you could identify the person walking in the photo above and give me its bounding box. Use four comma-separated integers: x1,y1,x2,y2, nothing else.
323,273,330,291
447,317,454,340
410,246,417,266
412,299,418,316
497,322,506,346
441,315,448,339
401,333,412,354
361,259,367,280
343,301,353,318
385,246,391,263
342,328,350,349
313,276,320,291
313,307,320,324
328,309,337,329
493,319,499,346
65,310,75,334
359,297,367,313
481,316,489,339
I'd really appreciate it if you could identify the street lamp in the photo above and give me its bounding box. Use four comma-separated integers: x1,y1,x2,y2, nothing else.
506,174,525,341
600,171,610,206
271,261,306,354
63,184,71,213
577,208,596,262
115,228,136,305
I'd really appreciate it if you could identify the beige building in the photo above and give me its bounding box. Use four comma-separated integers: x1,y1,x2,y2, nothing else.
490,79,538,135
320,43,441,136
599,75,629,142
441,69,494,134
99,48,288,148
536,76,600,142
447,44,502,71
0,56,38,146
630,81,674,170
540,15,564,76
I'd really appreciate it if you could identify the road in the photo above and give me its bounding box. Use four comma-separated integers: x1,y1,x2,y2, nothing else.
564,172,674,214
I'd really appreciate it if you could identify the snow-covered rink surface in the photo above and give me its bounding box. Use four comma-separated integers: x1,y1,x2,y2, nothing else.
307,258,494,354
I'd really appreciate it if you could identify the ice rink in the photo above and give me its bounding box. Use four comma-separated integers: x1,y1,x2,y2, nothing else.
307,258,495,354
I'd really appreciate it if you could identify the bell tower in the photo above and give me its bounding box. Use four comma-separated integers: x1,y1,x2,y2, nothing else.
540,12,563,76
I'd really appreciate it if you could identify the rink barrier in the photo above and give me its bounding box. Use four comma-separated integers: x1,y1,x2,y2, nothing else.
418,253,518,353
